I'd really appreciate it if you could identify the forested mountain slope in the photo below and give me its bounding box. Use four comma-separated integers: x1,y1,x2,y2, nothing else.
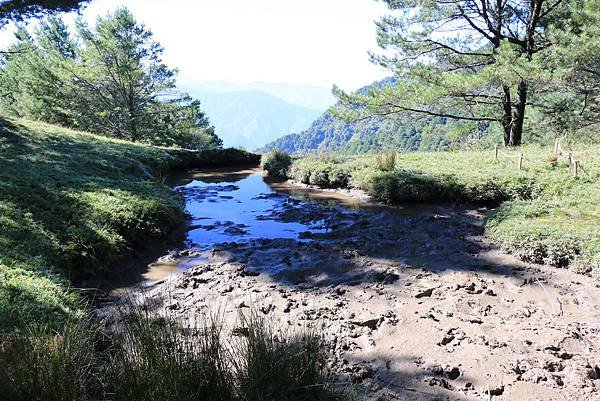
262,78,460,153
263,111,440,153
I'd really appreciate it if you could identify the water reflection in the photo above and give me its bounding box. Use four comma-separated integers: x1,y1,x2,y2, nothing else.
175,168,334,246
115,168,421,287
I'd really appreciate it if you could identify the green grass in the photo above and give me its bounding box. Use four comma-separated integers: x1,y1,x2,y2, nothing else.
288,145,600,275
0,117,259,331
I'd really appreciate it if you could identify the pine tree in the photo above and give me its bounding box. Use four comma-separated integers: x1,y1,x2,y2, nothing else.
0,0,89,28
335,0,582,146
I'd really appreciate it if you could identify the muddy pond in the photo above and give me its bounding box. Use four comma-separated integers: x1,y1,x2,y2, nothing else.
139,166,387,283
108,166,600,401
136,166,475,285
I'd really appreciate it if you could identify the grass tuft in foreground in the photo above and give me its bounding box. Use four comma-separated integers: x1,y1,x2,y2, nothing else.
233,310,336,401
0,299,344,401
0,316,101,401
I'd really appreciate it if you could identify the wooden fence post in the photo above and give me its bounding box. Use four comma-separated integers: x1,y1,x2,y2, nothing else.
573,160,579,177
518,153,524,170
494,145,499,162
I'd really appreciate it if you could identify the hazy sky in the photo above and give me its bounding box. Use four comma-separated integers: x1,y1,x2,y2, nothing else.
0,0,391,90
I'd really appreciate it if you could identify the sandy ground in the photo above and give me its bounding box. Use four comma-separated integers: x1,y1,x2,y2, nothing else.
115,181,600,401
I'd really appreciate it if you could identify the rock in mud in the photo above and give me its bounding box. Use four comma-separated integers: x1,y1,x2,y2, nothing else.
355,317,382,330
415,287,436,298
485,384,504,396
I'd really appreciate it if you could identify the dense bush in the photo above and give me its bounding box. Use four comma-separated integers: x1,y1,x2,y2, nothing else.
288,156,353,188
261,150,292,178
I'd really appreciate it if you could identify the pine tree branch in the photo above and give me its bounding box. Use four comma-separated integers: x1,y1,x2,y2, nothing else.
424,38,492,57
377,102,498,122
539,0,565,19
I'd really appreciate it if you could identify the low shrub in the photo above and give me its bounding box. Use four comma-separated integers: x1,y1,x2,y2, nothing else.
288,156,352,188
261,150,292,178
352,169,459,203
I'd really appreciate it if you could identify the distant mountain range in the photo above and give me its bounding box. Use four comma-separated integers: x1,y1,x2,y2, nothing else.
182,81,336,111
181,82,336,150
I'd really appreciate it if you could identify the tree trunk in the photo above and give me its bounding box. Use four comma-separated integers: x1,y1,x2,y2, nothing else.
501,85,512,146
508,80,527,146
127,84,138,141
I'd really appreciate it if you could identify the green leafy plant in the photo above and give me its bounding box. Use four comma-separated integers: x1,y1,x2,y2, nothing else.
261,150,292,178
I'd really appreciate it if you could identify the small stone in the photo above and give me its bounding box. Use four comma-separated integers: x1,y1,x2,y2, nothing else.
415,287,435,298
486,385,504,396
446,366,461,380
357,318,381,330
232,327,249,337
439,335,455,346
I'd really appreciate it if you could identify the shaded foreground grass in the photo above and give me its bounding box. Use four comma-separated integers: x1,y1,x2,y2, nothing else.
288,146,600,275
0,117,259,330
0,299,344,401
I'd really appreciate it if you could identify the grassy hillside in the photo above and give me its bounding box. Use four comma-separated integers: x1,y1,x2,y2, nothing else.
0,118,259,330
287,146,600,275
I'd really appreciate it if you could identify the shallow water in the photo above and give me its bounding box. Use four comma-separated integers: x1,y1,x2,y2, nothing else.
175,168,341,246
131,167,440,285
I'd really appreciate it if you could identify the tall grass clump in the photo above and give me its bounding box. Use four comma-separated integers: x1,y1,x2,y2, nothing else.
233,311,336,401
106,301,235,401
0,298,347,401
261,150,292,178
374,148,396,171
0,316,102,401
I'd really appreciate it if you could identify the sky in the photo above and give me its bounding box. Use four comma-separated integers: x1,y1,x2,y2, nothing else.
0,0,391,91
